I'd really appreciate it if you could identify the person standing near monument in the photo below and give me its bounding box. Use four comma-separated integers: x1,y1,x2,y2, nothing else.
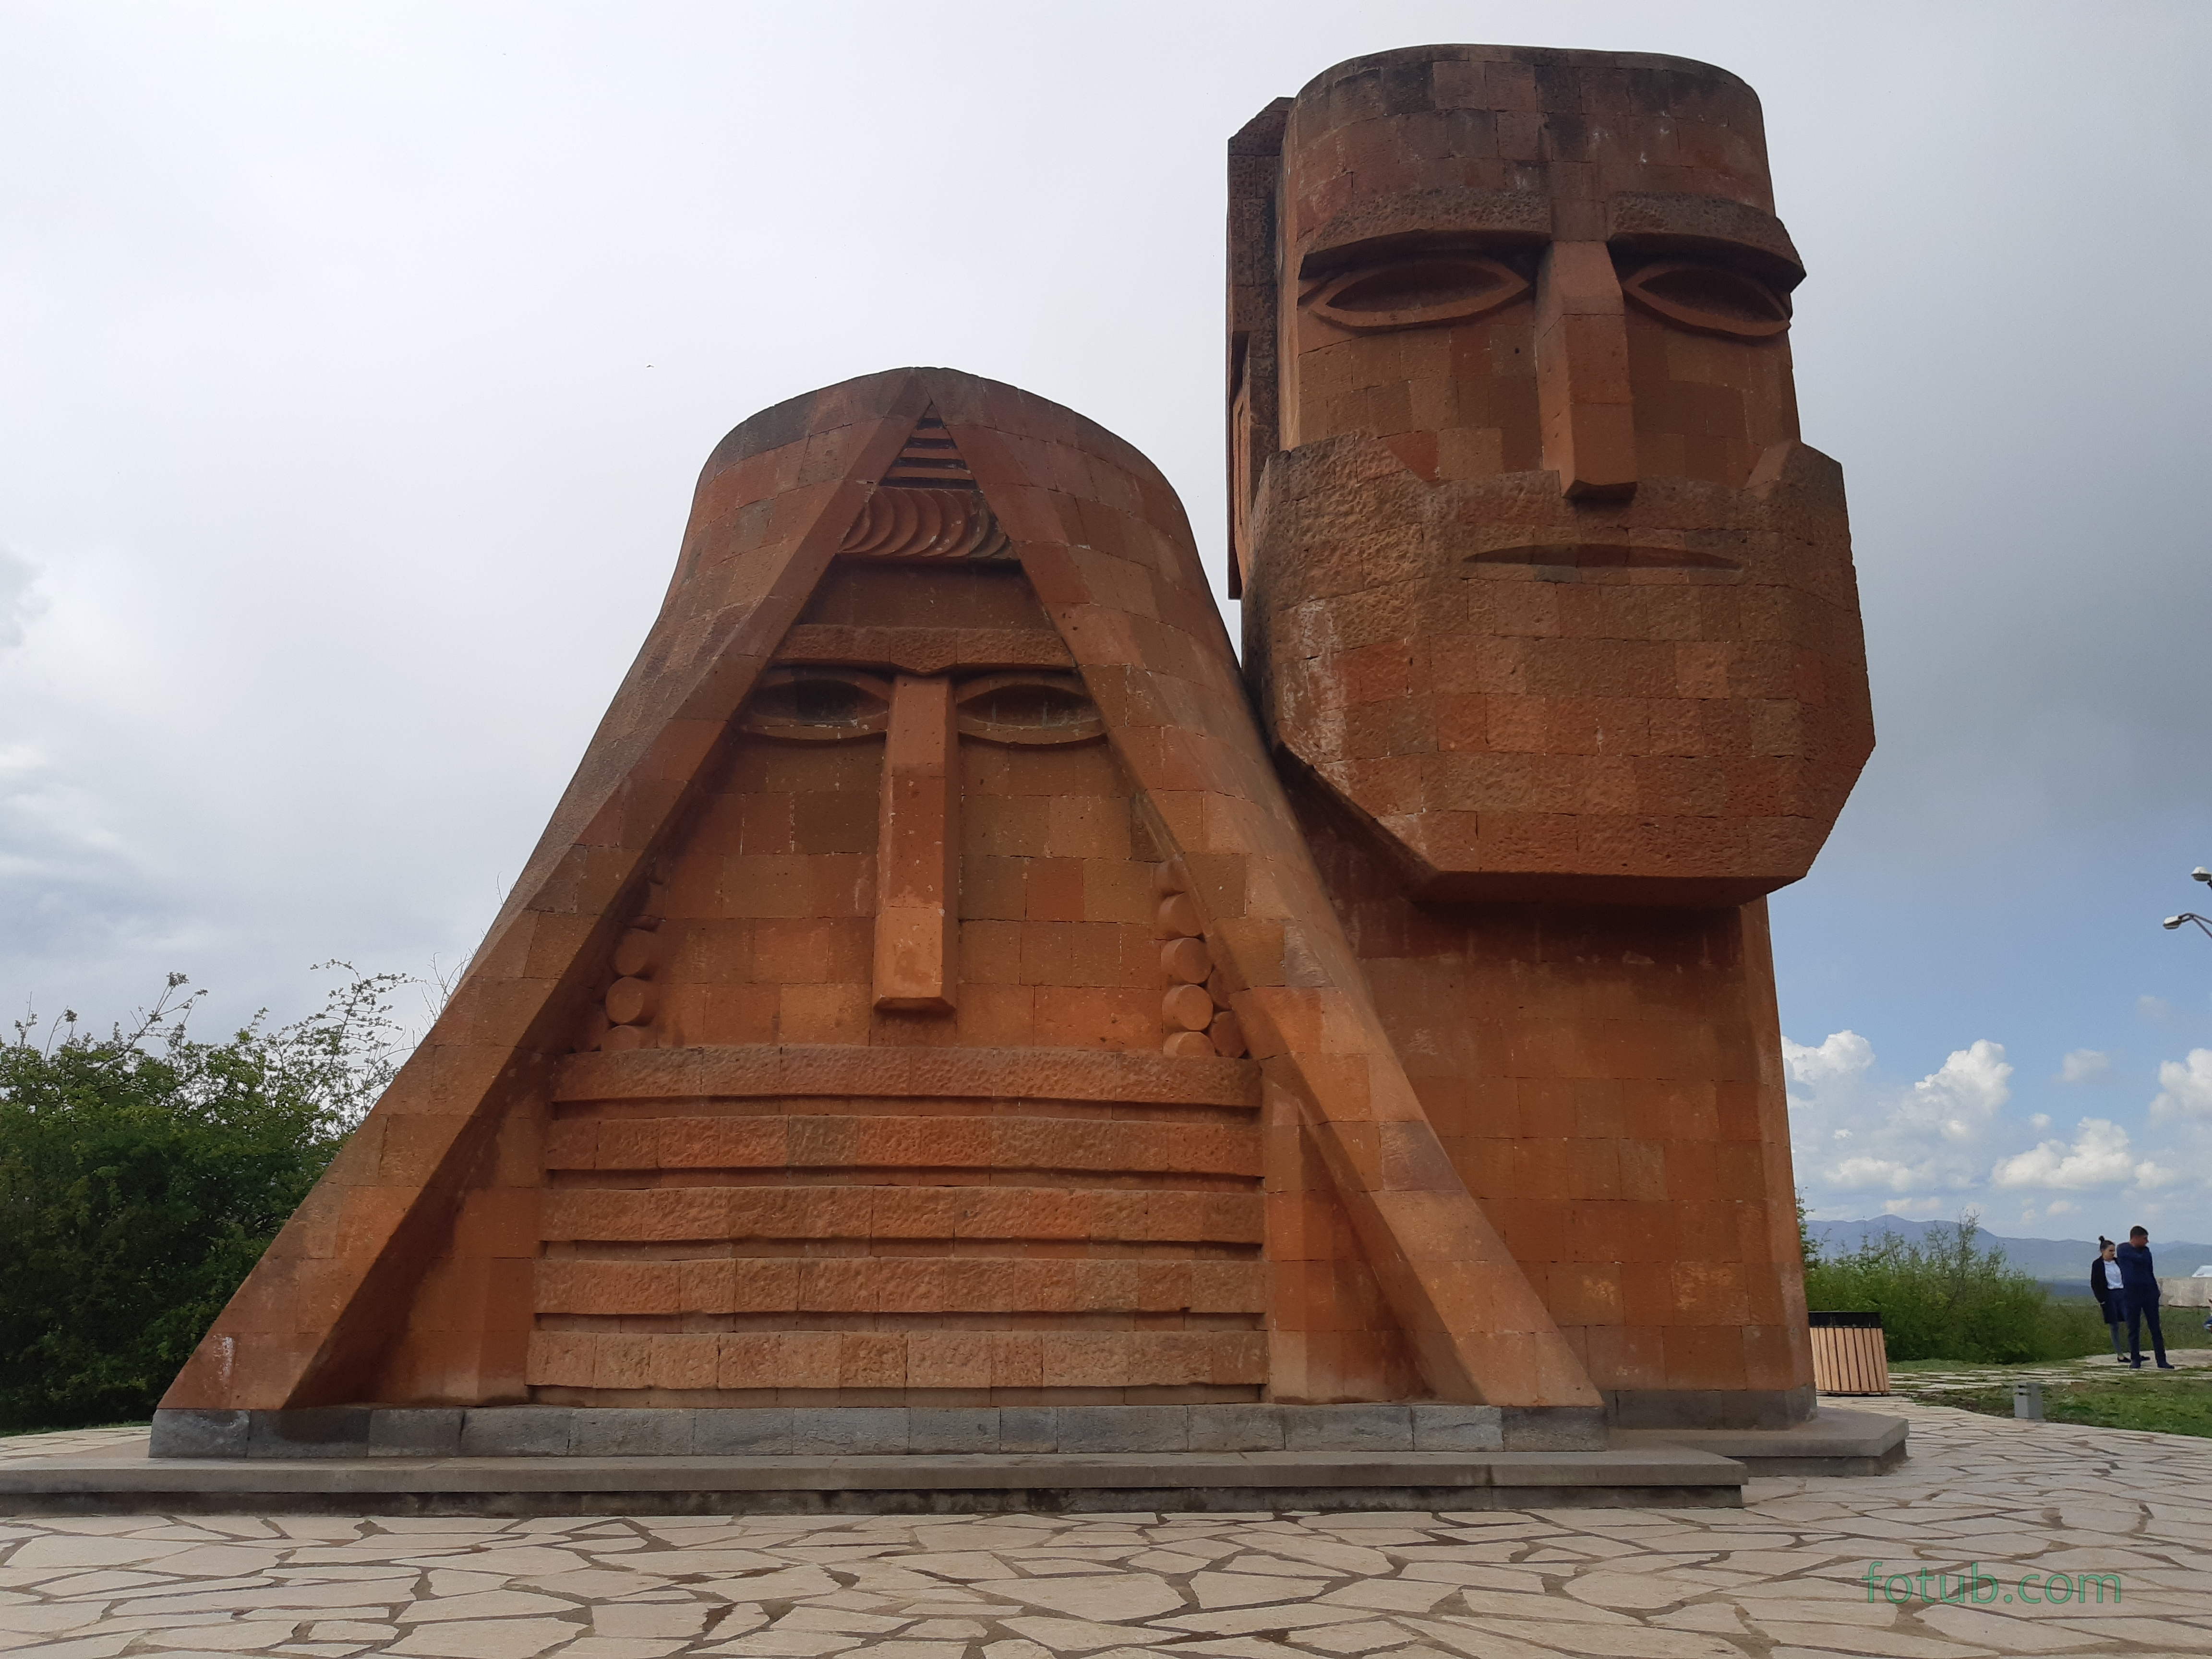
2091,1238,2127,1363
2116,1226,2174,1369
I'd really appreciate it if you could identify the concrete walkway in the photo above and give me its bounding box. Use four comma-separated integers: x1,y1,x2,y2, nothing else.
1,1400,2208,1659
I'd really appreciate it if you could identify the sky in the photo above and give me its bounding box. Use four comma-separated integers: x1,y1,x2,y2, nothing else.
2,1,2209,1243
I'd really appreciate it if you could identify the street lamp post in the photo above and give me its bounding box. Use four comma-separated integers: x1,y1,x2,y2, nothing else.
2163,867,2212,939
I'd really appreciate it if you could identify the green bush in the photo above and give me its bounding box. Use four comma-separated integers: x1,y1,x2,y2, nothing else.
1805,1214,2100,1365
0,970,406,1432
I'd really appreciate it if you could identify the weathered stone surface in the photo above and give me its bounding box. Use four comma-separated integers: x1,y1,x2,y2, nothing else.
150,43,1869,1443
458,1408,573,1457
1226,43,1866,1431
146,1410,248,1460
156,365,1597,1426
0,1398,2200,1659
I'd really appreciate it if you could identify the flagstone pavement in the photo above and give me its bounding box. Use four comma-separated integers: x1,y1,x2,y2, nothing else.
1,1400,2208,1659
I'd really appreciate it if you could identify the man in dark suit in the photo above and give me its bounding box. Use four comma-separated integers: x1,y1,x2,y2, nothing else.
2116,1226,2176,1370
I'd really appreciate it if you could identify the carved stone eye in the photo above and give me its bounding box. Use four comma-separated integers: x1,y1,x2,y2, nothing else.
1621,259,1791,339
741,670,892,740
1305,256,1530,333
954,673,1105,745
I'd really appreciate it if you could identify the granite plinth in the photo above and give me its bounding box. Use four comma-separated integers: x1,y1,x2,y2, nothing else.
150,1401,1605,1460
1611,1406,1909,1475
0,1437,1741,1516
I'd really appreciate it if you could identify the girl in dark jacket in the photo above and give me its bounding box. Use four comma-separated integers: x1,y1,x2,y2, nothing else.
2091,1238,2127,1361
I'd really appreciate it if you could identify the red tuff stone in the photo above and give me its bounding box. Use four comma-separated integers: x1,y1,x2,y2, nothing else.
1161,937,1212,984
604,978,657,1027
1219,44,1856,1424
610,927,660,979
160,167,1837,1425
1157,893,1202,938
1163,983,1215,1033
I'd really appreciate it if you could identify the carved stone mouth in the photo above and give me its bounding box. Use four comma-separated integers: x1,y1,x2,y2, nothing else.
1464,541,1742,574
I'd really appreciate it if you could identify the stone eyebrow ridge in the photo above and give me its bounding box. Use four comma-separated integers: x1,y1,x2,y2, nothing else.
1298,187,1551,274
1607,191,1803,285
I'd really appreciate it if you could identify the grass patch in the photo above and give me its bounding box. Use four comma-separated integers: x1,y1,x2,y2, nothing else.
1915,1376,2212,1438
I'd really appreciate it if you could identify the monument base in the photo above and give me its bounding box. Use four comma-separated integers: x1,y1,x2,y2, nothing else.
1611,1406,1909,1475
147,1402,1608,1461
1604,1384,1821,1430
0,1441,1743,1517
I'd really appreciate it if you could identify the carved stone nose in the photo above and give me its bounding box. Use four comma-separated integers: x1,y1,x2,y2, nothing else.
1535,241,1638,501
872,673,958,1013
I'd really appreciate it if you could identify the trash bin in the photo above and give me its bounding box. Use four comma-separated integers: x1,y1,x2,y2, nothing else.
1809,1310,1889,1395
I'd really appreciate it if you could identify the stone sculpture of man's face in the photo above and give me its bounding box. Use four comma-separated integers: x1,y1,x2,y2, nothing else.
1231,47,1873,904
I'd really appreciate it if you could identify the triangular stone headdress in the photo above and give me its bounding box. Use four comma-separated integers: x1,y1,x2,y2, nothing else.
837,408,1010,562
160,367,1600,1418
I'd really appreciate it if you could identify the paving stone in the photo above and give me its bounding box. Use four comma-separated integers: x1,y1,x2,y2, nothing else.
998,1619,1146,1652
387,1616,582,1657
1190,1569,1325,1608
5,1400,2210,1659
972,1574,1184,1620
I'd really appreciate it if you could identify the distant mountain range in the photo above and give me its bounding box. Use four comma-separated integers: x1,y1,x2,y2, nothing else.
1812,1217,2212,1287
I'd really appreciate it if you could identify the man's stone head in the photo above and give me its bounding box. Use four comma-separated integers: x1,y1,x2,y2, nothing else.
1272,46,1801,498
1229,46,1873,904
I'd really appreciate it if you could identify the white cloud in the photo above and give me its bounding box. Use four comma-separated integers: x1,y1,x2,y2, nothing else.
2150,1049,2212,1121
1991,1117,2141,1190
1788,1034,2013,1202
1783,1029,1874,1086
2057,1048,2111,1083
0,545,40,652
1788,1033,2207,1223
2133,1158,2190,1191
1903,1041,2013,1142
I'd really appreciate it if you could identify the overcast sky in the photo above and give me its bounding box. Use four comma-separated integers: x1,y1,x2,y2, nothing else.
4,1,2209,1247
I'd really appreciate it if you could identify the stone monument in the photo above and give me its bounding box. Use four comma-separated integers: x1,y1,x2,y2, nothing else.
144,45,1875,1481
1229,45,1871,1427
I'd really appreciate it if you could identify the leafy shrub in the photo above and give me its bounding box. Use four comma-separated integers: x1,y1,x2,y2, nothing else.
1804,1214,2096,1365
0,970,407,1431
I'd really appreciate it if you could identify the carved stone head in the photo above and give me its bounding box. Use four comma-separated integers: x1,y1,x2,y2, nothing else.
1230,45,1874,904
